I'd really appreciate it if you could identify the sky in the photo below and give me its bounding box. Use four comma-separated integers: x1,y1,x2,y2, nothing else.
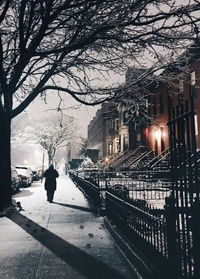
25,91,99,138
21,68,125,138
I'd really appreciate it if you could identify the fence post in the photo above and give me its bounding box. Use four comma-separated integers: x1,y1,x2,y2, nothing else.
165,194,178,278
191,198,200,278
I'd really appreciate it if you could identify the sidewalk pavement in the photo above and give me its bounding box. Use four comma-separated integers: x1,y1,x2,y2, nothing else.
0,175,140,279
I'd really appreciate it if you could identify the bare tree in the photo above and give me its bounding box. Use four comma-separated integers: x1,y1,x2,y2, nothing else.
34,116,75,166
0,0,200,209
13,114,75,166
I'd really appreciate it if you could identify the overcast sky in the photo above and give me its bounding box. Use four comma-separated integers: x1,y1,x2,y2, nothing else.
25,91,99,138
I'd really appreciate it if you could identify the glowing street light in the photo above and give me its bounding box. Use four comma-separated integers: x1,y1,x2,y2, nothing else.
105,157,109,164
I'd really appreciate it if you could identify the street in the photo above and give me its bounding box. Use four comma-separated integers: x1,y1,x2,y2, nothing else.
0,175,138,279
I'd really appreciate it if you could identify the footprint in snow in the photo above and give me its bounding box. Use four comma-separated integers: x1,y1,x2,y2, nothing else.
86,243,91,248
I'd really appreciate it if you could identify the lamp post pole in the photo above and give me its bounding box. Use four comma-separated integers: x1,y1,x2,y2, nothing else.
41,151,45,183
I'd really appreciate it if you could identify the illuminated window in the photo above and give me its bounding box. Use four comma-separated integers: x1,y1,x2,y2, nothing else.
108,141,113,155
191,71,196,86
115,138,120,153
195,115,198,136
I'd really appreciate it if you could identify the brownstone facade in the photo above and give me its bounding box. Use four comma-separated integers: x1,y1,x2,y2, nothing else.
87,54,200,161
87,102,119,160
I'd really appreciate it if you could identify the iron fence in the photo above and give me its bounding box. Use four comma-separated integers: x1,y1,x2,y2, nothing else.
69,160,200,278
106,191,171,274
167,91,200,278
72,169,172,205
69,169,174,275
69,171,101,210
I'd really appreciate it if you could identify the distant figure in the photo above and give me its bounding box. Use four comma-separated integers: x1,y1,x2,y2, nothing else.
43,164,59,203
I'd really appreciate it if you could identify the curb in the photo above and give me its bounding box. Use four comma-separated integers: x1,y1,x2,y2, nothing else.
104,217,163,279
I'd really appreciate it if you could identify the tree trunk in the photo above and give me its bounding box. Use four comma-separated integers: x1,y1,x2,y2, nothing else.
48,149,56,167
0,109,12,210
48,151,52,166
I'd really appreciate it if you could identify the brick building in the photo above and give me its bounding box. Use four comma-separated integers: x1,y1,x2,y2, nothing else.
87,45,200,163
87,102,119,160
149,50,200,155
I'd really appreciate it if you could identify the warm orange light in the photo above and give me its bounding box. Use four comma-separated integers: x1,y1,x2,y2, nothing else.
105,157,109,163
154,130,161,141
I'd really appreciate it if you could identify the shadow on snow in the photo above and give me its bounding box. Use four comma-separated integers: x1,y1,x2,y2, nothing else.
7,210,126,279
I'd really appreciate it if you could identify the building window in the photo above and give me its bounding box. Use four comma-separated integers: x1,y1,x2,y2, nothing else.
191,71,196,97
155,140,158,157
161,126,165,152
145,98,149,108
145,127,149,145
147,97,151,117
108,141,113,155
115,138,120,153
123,111,129,124
111,119,115,129
178,80,184,105
115,118,119,130
195,115,198,136
123,134,129,151
191,71,196,86
159,93,164,114
179,79,184,92
119,135,121,152
153,98,157,116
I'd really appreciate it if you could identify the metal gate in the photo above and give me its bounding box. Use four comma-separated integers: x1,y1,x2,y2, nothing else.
167,87,200,278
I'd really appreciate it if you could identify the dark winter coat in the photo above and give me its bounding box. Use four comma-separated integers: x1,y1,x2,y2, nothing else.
43,168,59,191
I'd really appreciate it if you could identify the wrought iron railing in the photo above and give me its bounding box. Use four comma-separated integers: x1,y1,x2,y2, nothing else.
106,191,168,259
69,166,198,278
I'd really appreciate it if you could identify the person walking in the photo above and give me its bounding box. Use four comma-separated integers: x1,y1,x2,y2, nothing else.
43,164,59,203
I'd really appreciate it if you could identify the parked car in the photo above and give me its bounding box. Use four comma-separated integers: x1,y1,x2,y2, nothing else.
15,166,33,187
11,167,21,194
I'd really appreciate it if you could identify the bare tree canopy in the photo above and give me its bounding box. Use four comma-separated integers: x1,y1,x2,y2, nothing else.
1,0,200,210
12,114,76,165
0,0,200,118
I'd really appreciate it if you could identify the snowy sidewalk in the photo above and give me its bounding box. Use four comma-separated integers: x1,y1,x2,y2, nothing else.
0,175,139,279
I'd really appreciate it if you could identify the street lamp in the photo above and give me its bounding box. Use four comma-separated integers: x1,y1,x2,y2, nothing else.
105,157,109,164
154,130,161,142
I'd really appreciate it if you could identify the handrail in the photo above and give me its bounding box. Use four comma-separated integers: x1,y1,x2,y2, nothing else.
112,149,137,167
126,150,148,167
151,151,170,169
130,149,154,168
109,151,125,165
144,147,170,169
112,146,147,168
